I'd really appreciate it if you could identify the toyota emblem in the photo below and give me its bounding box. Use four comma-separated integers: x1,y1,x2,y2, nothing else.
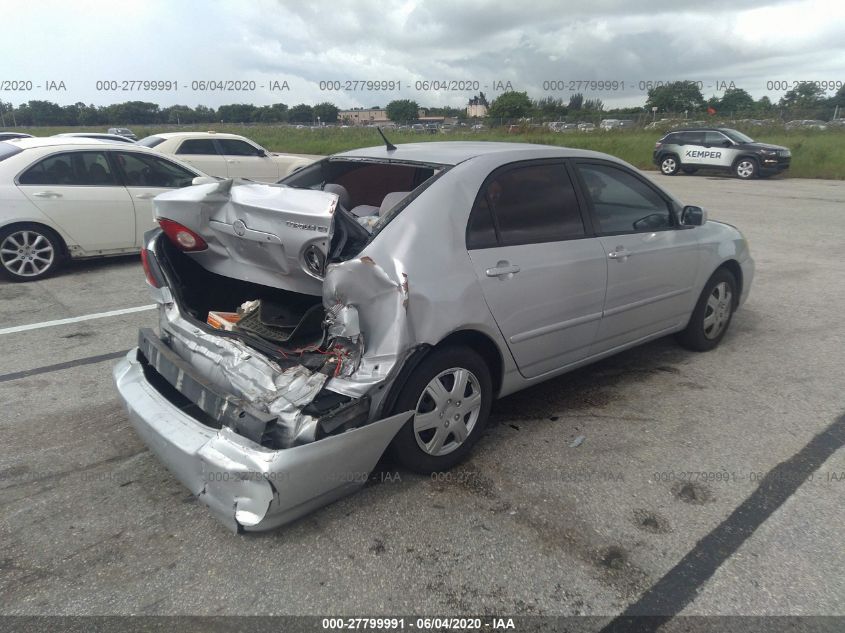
233,219,246,236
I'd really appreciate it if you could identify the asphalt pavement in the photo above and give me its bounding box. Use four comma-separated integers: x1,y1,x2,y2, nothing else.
0,174,843,627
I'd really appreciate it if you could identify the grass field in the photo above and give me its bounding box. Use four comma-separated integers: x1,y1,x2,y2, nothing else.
19,125,845,179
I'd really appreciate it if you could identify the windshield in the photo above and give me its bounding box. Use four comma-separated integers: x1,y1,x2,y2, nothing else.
137,136,165,148
722,129,754,144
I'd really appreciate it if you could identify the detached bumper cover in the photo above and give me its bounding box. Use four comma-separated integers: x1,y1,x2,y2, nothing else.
113,349,411,532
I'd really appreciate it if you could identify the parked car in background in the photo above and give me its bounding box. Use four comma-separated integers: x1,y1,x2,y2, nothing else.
654,127,791,179
0,137,207,280
784,119,827,131
108,127,138,141
600,119,621,130
0,132,34,141
138,132,319,182
114,141,753,531
577,122,596,132
55,132,137,144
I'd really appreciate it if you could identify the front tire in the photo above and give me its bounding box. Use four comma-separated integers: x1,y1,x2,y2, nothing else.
388,346,492,473
734,157,758,180
659,155,680,175
677,268,737,352
0,224,64,281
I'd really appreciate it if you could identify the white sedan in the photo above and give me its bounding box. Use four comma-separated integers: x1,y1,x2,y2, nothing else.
0,137,208,281
137,131,320,182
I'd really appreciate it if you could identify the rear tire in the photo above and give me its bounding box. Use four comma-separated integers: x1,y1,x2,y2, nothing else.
0,224,64,282
659,155,680,176
677,268,737,352
387,346,492,473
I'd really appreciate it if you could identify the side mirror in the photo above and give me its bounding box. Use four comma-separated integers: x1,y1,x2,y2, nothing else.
191,176,219,185
256,149,267,157
681,205,707,226
722,140,732,147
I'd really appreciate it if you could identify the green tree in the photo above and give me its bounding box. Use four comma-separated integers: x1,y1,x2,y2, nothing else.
488,91,533,119
718,87,755,114
779,83,826,109
567,93,584,110
313,102,339,124
288,103,314,123
645,81,706,113
534,96,567,119
217,103,259,123
385,99,419,123
583,98,604,112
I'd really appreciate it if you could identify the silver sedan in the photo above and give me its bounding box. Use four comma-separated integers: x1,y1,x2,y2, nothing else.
113,141,754,531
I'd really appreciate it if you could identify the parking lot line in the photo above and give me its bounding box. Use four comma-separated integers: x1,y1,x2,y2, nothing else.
0,350,130,384
0,305,155,336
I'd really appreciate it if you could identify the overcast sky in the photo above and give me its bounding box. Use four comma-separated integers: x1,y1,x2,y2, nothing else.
2,0,843,110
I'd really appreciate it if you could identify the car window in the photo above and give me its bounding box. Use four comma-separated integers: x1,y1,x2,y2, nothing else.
19,151,117,186
217,139,262,156
176,139,218,155
680,131,704,144
704,131,729,146
577,163,672,234
467,162,585,248
0,142,23,162
137,136,166,148
114,152,196,188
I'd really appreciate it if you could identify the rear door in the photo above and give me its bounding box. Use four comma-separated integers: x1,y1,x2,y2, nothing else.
17,150,135,251
174,138,227,178
110,151,200,246
215,138,279,182
574,160,700,353
466,160,608,378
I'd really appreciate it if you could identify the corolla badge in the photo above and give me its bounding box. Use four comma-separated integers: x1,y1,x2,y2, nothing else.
233,219,247,236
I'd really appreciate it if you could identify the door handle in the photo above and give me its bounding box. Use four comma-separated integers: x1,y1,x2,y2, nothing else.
135,192,156,199
607,246,630,261
32,191,62,198
485,261,521,278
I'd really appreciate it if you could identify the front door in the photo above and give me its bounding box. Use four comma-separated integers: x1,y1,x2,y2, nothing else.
215,138,279,182
574,161,700,354
466,160,608,379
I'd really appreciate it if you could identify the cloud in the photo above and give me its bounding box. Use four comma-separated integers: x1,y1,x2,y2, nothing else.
0,0,842,109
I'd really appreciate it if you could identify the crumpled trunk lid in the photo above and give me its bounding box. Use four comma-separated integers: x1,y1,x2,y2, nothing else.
153,179,337,295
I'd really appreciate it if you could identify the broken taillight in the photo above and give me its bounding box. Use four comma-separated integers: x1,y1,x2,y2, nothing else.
140,248,160,288
158,218,208,252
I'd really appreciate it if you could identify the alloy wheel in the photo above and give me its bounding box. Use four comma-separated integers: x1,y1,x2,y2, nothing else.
0,230,55,278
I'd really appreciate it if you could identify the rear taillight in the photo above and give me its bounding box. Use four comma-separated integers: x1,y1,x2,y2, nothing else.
140,248,160,288
158,218,208,252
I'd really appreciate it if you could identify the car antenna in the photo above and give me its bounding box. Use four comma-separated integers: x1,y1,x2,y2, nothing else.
377,127,397,151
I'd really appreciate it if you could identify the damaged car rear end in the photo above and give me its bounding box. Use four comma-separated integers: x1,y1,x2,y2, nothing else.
113,150,455,531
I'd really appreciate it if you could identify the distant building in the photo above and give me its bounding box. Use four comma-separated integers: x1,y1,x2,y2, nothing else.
339,108,389,125
339,107,429,125
467,93,488,118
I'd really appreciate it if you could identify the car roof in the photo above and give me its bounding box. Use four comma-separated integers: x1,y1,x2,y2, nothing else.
665,127,739,134
334,141,618,166
4,137,159,151
149,132,249,140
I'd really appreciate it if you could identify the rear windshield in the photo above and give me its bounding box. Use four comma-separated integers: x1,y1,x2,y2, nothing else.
0,142,23,162
137,136,165,148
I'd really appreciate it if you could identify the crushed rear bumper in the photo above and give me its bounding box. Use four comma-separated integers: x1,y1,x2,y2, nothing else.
113,347,411,532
